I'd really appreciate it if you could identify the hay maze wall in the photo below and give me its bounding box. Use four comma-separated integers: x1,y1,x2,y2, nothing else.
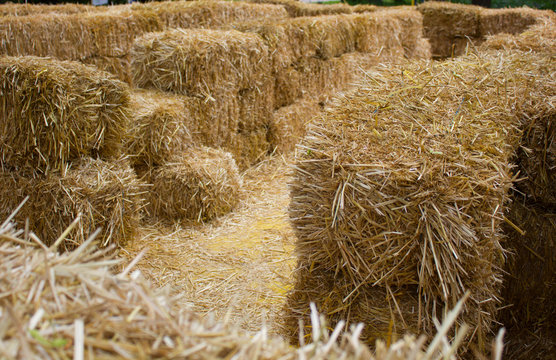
0,0,554,359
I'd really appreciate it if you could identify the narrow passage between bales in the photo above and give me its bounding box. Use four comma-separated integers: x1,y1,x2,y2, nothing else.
123,155,297,334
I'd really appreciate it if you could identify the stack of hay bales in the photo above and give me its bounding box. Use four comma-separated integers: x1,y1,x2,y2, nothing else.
284,49,553,353
137,0,288,29
0,1,288,83
132,28,272,170
0,8,162,83
418,1,552,58
0,56,143,250
238,9,430,153
127,90,242,223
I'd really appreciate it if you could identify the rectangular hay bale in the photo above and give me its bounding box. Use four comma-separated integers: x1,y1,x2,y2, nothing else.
0,56,132,174
0,157,144,250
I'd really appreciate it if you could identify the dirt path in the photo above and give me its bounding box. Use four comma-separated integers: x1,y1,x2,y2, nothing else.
122,156,297,333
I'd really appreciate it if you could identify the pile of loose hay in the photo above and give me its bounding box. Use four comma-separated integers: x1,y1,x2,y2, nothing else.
0,157,144,251
0,56,131,174
0,214,497,359
286,49,553,352
137,0,288,29
147,147,242,223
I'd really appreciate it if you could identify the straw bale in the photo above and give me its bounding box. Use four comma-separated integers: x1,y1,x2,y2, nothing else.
383,8,428,59
352,4,378,14
289,50,553,351
147,147,241,222
514,107,556,206
82,55,132,84
418,1,481,57
137,0,288,29
0,56,131,174
0,2,101,17
283,260,422,346
127,90,193,169
131,28,270,97
479,7,545,37
481,15,556,53
0,157,143,251
270,98,322,154
418,1,481,38
500,200,555,333
0,218,483,360
247,0,352,17
0,10,162,61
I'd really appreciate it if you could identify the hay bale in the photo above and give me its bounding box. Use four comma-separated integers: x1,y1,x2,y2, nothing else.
270,98,322,154
0,56,131,174
147,147,241,222
352,4,378,14
0,157,143,251
131,28,270,98
288,50,553,351
0,10,162,61
83,55,132,84
481,15,556,53
127,90,193,169
479,7,545,37
0,2,101,17
418,1,482,58
247,0,352,17
138,0,288,29
501,200,555,333
283,259,422,346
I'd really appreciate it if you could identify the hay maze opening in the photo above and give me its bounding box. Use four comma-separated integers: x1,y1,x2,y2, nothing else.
0,1,554,359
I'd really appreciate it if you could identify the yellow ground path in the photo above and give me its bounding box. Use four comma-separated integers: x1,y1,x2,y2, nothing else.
122,156,297,333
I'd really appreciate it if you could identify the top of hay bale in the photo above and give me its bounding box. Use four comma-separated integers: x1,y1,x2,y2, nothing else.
0,56,131,174
289,49,554,349
131,28,270,96
247,0,353,17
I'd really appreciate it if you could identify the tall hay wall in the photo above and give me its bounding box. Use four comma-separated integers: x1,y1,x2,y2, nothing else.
284,49,553,353
418,1,553,58
236,9,430,154
0,56,143,249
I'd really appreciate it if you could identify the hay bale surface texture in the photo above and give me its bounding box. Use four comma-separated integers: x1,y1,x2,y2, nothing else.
138,0,288,29
0,56,131,174
127,90,193,169
0,158,143,251
287,50,554,351
147,147,242,222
